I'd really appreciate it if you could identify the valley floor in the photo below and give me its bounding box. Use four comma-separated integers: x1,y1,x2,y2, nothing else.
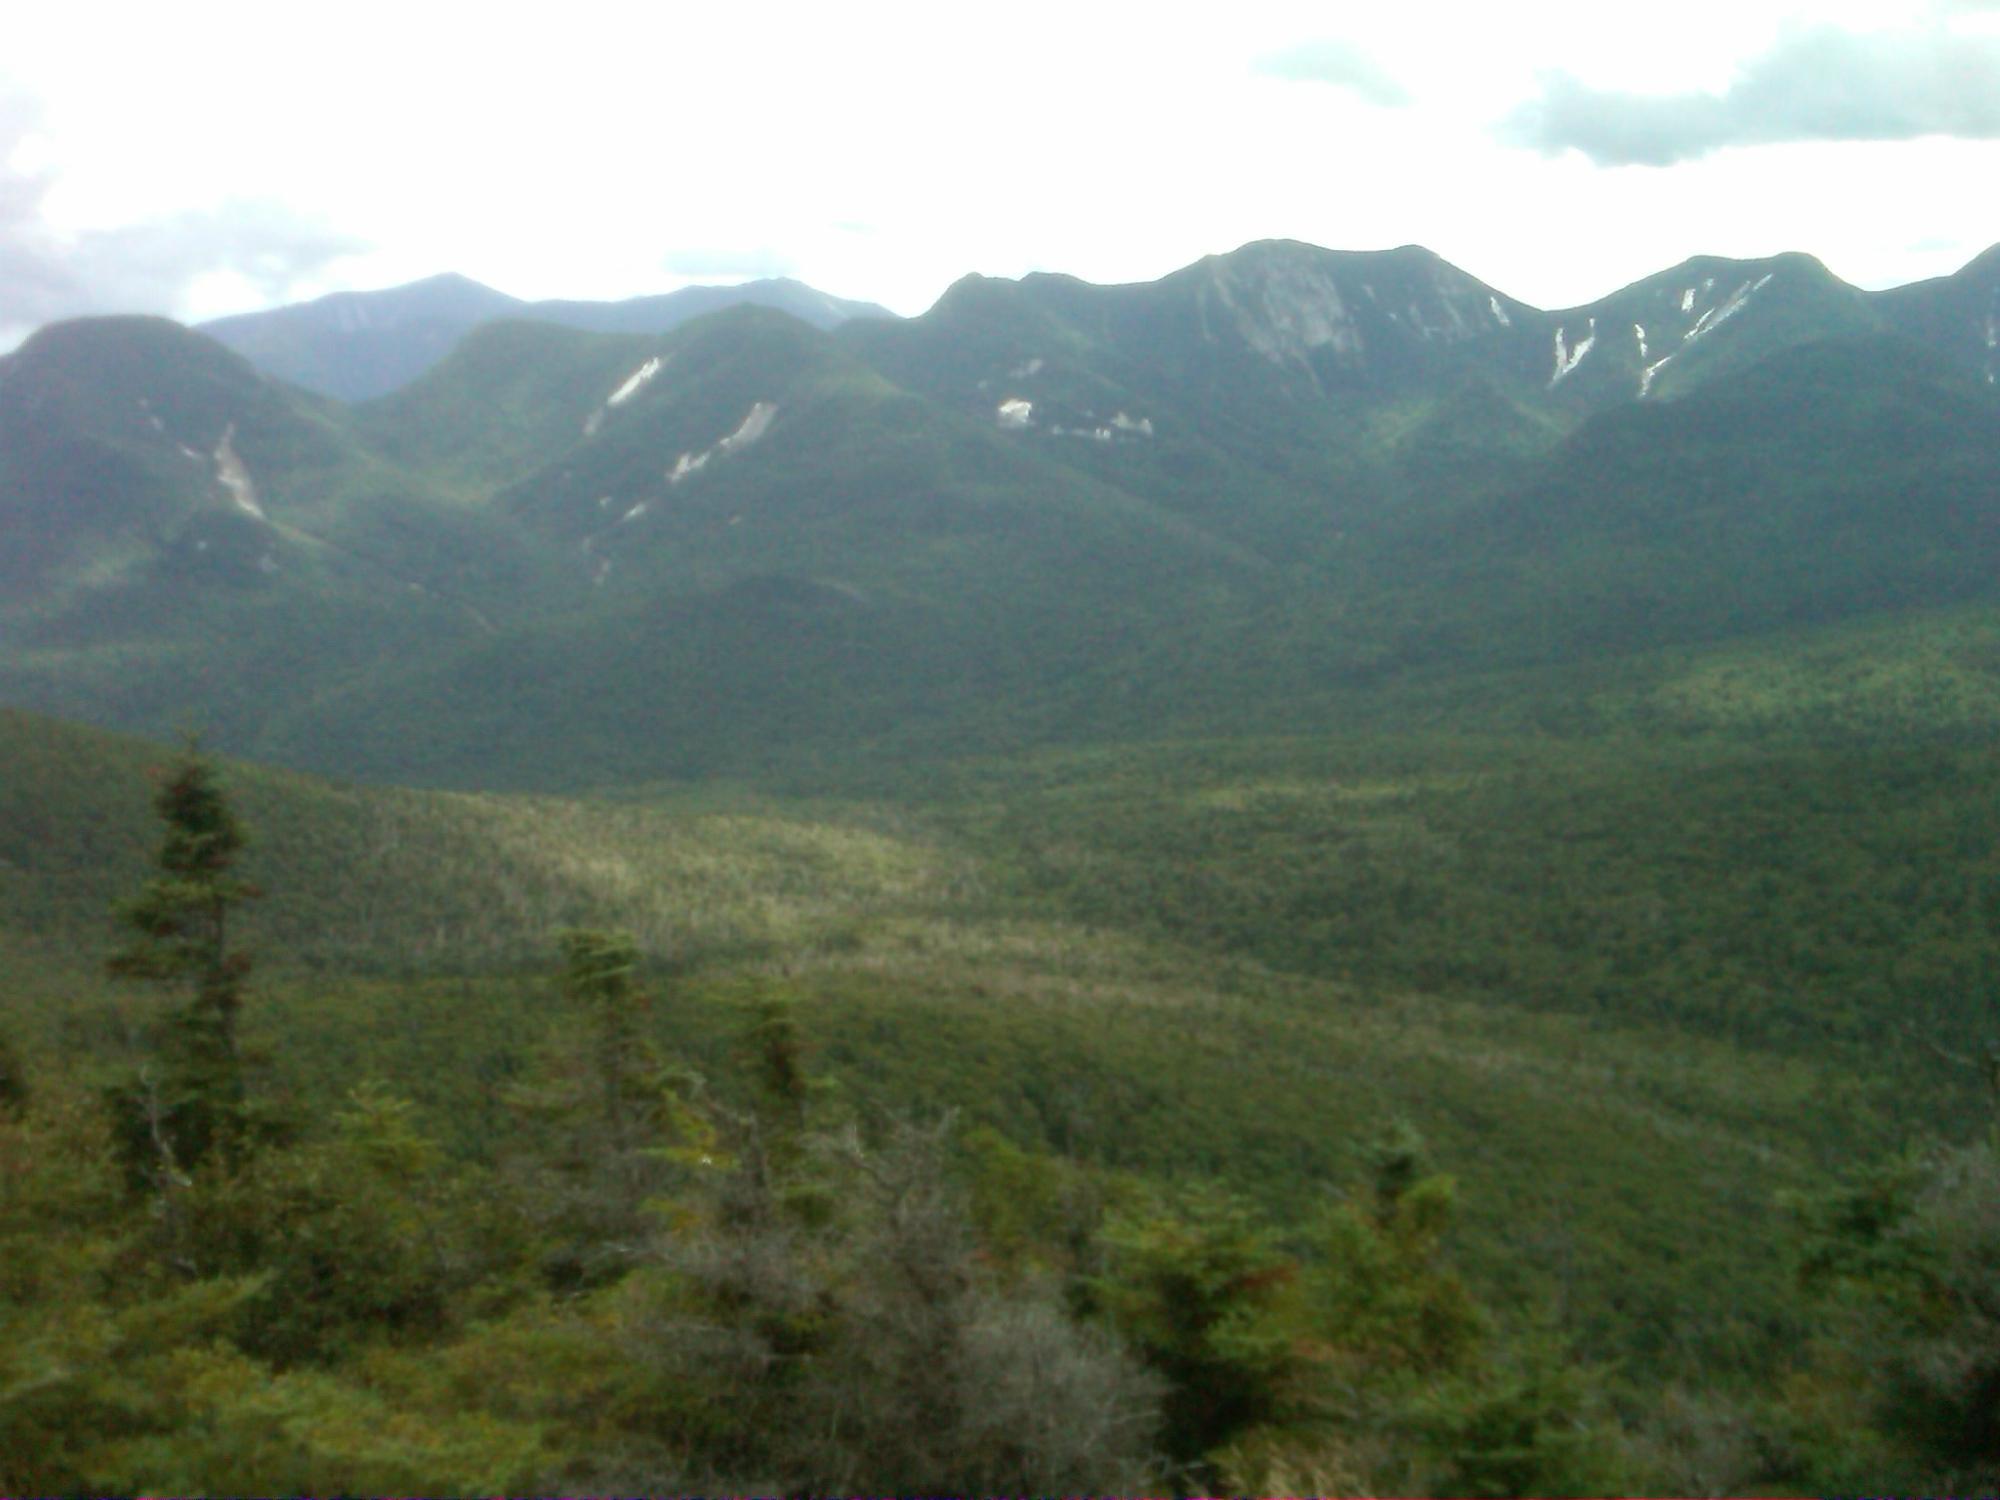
6,654,1995,1489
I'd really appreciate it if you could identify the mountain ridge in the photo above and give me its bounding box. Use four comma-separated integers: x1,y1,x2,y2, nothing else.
2,233,1996,789
198,273,897,401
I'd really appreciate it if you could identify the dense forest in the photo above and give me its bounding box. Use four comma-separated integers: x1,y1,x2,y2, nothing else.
6,697,1999,1494
5,233,2000,1493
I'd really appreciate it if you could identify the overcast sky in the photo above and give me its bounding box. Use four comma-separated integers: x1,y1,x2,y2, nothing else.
2,0,1997,346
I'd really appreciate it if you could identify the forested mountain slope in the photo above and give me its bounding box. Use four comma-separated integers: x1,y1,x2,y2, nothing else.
1,239,1995,790
6,633,1999,1492
5,236,2000,1494
199,271,893,400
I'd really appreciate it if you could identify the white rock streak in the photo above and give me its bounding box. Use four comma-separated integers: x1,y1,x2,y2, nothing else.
1549,318,1597,385
212,424,266,520
1985,290,1998,383
1684,273,1773,345
585,354,669,435
1489,294,1512,328
718,401,776,454
1647,271,1774,393
607,356,663,407
667,402,779,485
996,398,1034,429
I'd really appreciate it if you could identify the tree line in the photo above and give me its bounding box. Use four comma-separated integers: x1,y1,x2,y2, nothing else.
1,745,1990,1493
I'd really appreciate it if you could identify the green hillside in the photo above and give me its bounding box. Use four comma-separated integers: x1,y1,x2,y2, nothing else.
838,243,1567,555
0,705,1934,1346
261,309,1276,786
349,318,664,494
1876,242,2000,385
9,230,2000,1494
196,273,522,403
6,240,1998,795
5,625,1995,1489
0,315,572,749
198,271,894,401
1312,336,2000,681
1539,251,1883,407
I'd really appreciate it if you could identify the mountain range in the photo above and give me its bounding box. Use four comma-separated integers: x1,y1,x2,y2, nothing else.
198,273,895,401
2,237,1996,790
10,224,2000,1500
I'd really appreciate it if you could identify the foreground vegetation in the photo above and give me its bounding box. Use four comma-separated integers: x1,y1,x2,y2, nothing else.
5,614,1999,1493
1,751,1609,1493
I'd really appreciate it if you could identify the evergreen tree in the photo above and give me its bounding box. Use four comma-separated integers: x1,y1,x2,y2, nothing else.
559,928,657,1183
0,1027,25,1118
1785,1137,2000,1492
103,743,265,1193
627,1104,1160,1495
508,929,703,1288
1091,1184,1302,1482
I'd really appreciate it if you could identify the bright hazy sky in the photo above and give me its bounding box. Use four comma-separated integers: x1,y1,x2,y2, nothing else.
3,0,1997,345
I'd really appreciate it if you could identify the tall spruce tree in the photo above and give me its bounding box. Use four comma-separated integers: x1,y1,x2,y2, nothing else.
0,1027,24,1118
104,742,261,1190
508,929,702,1288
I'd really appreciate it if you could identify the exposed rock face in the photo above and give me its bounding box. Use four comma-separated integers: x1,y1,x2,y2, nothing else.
1199,246,1368,365
1187,242,1531,391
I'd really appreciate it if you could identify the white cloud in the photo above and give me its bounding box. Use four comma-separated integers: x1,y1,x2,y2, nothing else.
0,1,1994,339
1505,25,2000,164
1254,39,1410,106
0,85,363,345
659,246,800,281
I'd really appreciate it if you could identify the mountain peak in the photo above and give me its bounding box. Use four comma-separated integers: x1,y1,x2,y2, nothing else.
409,271,497,292
1638,249,1846,293
1958,242,2000,279
12,314,264,391
1167,239,1525,380
202,272,521,334
199,275,888,401
1209,239,1457,274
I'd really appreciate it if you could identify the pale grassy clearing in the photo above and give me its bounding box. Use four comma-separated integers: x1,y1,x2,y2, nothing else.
230,781,974,966
1187,771,1485,811
0,710,974,976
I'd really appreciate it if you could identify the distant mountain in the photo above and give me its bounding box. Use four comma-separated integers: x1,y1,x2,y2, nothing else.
1875,243,2000,389
0,302,1267,786
0,313,477,598
2,237,1996,789
199,274,896,401
846,239,2000,436
0,314,564,746
1364,335,2000,672
1535,251,1882,406
839,241,1564,556
0,315,317,590
276,304,1270,785
840,238,2000,550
